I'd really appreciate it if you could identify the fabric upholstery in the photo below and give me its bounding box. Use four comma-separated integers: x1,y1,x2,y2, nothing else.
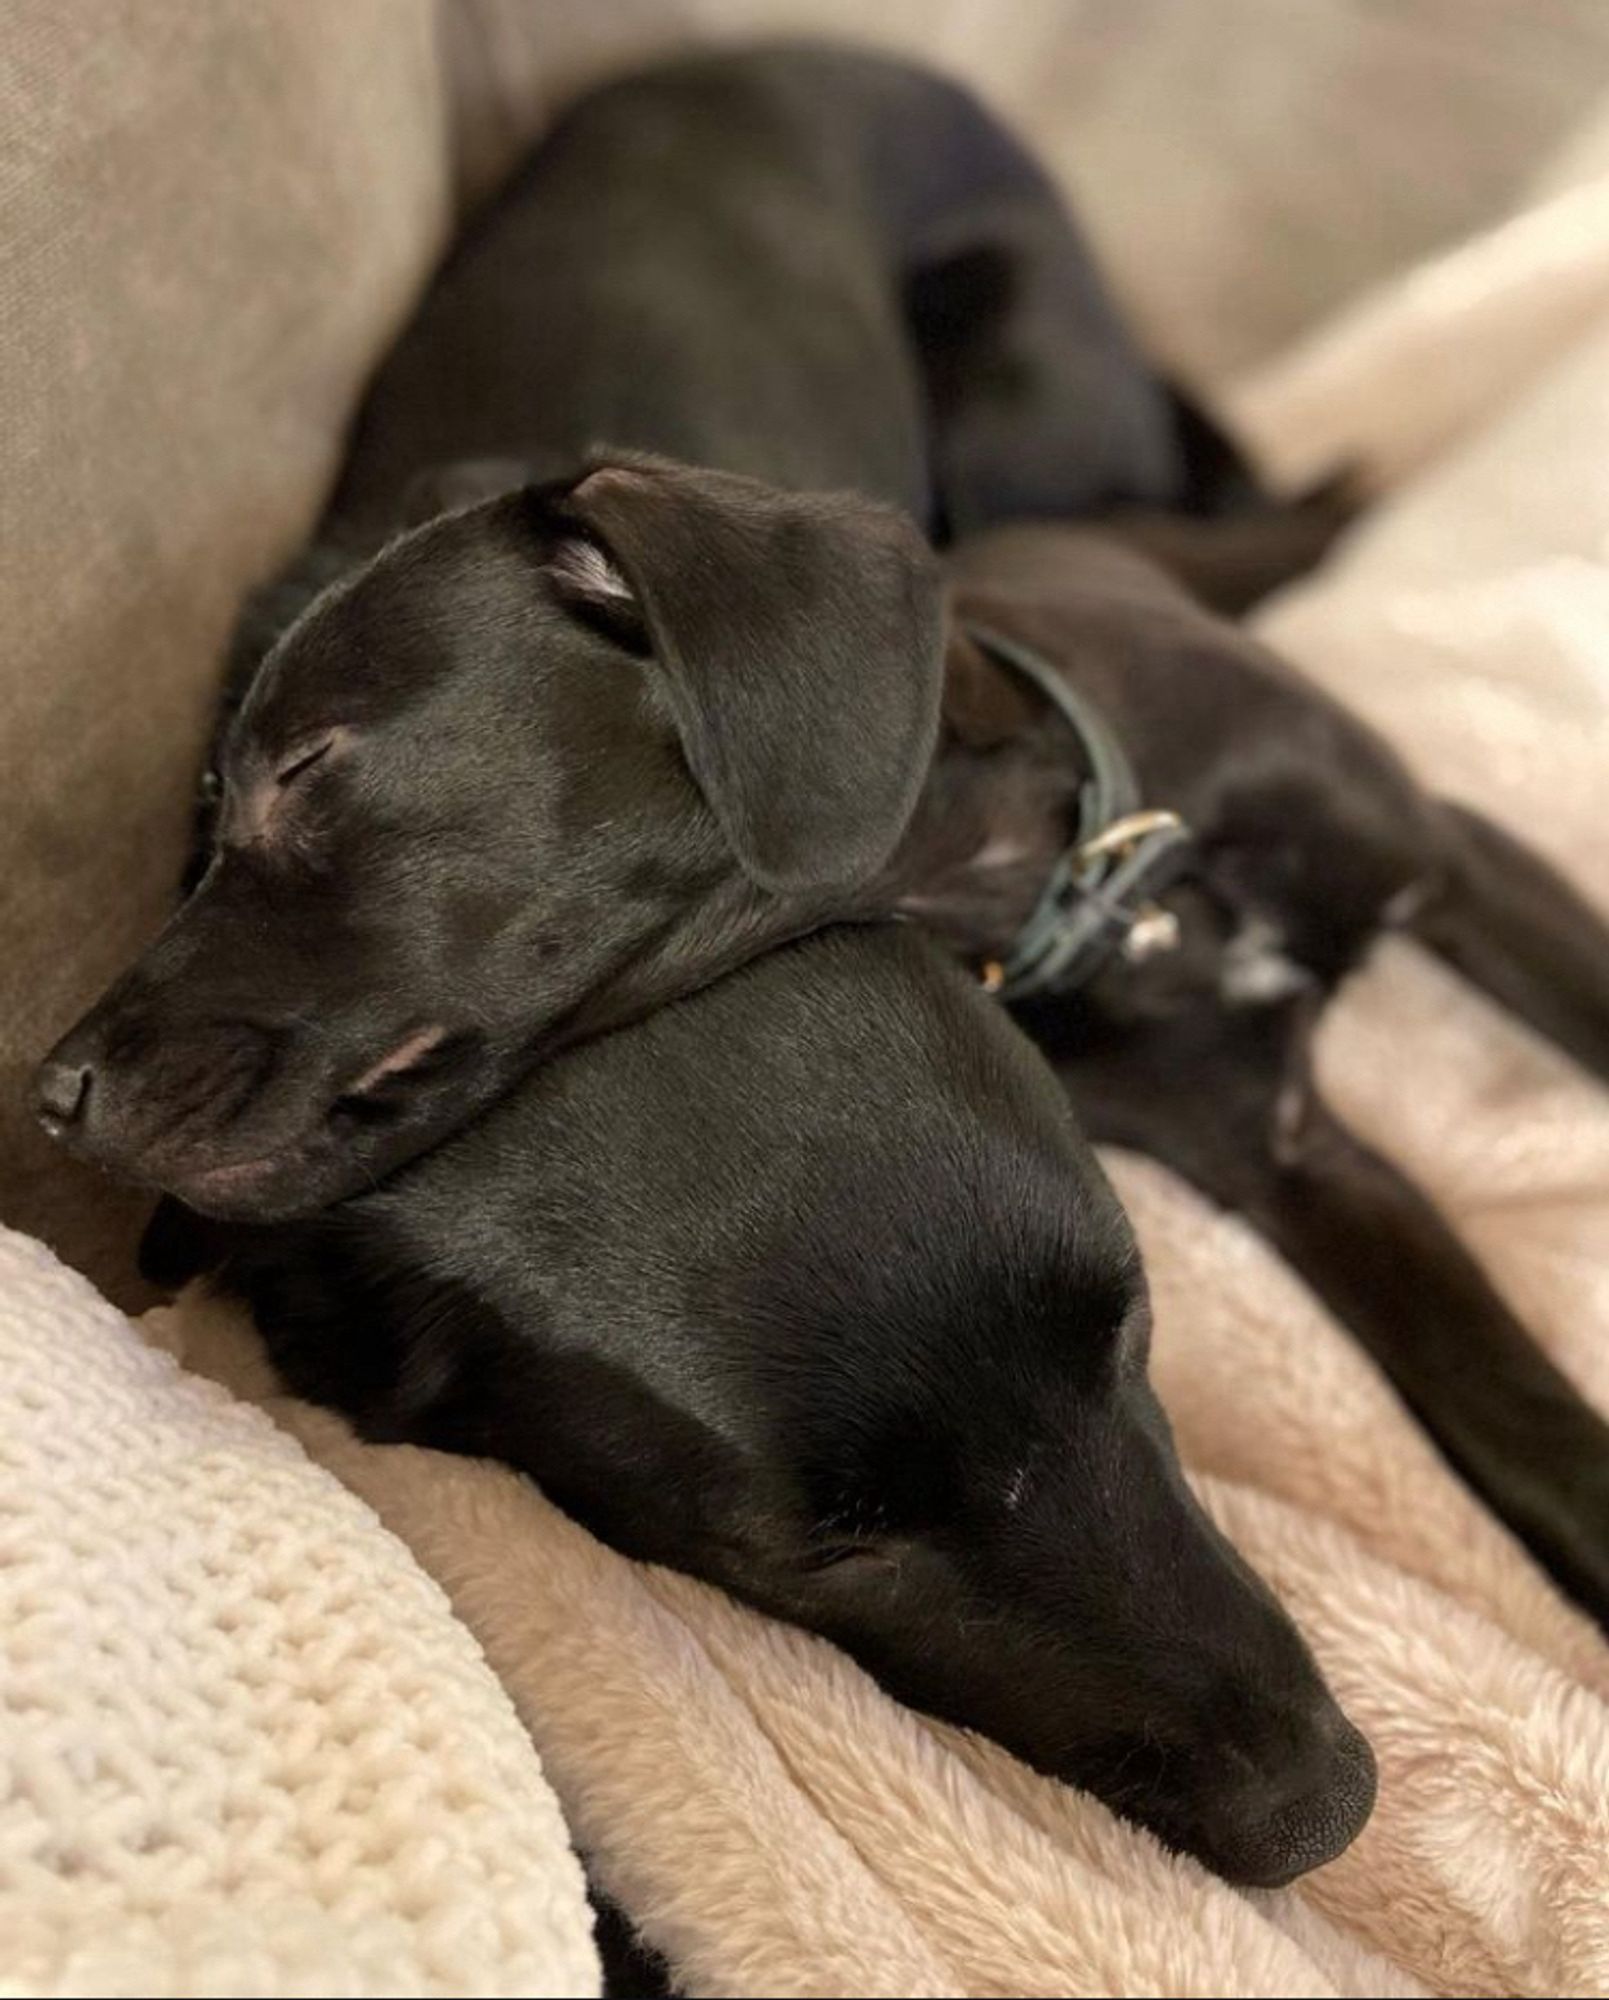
0,0,448,1298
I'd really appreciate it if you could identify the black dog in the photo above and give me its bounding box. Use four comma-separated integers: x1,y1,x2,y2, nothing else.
194,922,1375,1888
54,444,1376,1881
38,35,1286,1217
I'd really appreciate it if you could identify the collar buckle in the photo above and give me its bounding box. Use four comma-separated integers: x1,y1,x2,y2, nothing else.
1074,807,1187,867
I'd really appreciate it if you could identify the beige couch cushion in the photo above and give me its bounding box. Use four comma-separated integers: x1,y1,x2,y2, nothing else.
0,0,448,1298
444,0,1609,379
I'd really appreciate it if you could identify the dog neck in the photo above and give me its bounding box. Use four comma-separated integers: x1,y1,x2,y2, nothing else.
885,624,1091,962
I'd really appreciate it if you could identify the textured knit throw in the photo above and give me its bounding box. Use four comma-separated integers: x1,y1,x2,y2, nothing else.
0,1225,598,1998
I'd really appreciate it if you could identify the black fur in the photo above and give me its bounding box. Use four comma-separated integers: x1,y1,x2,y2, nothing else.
39,35,1323,1221
322,43,1217,541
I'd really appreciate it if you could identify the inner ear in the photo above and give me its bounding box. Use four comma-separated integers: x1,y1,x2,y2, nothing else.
546,533,649,652
550,534,633,605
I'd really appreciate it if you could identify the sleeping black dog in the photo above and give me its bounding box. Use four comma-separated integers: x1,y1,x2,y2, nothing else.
194,920,1375,1889
36,32,1605,1654
39,463,1375,1881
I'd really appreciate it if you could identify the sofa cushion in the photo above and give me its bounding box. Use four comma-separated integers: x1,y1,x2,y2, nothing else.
0,0,449,1297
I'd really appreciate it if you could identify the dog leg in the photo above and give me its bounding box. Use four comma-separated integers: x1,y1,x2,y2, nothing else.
1409,799,1609,1082
1055,1011,1609,1626
1249,1084,1609,1624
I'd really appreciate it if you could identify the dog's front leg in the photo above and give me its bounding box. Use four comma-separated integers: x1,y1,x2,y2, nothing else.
1408,800,1609,1084
1246,1081,1609,1626
1053,1008,1609,1629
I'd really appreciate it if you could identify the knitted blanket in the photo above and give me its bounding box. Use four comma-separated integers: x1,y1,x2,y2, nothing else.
0,1226,598,1997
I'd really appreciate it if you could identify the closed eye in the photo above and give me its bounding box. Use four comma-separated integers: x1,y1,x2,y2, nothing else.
221,726,352,850
275,734,337,786
801,1541,894,1575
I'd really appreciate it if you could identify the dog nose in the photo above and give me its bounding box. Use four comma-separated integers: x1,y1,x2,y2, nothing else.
34,1055,95,1136
1205,1711,1377,1887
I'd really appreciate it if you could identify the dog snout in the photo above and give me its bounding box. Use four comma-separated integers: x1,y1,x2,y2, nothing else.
1197,1704,1376,1887
33,1006,278,1180
34,1050,95,1135
33,1010,121,1146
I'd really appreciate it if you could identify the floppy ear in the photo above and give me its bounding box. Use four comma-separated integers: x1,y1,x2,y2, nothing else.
551,452,945,893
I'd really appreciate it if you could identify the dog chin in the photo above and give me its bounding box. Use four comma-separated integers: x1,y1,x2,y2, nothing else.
173,1142,350,1222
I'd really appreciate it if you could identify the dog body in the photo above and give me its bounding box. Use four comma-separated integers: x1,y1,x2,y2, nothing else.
205,921,1373,1887
322,41,1196,540
31,47,1391,1884
40,38,1602,1889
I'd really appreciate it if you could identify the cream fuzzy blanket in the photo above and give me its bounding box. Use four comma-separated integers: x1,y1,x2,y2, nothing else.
145,165,1609,1997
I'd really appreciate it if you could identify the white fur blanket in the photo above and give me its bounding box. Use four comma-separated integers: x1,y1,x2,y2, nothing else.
0,1225,598,1998
148,159,1609,1997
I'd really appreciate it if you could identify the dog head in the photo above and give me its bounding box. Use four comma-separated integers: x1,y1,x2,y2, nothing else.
35,454,944,1217
777,1362,1376,1886
715,1130,1376,1889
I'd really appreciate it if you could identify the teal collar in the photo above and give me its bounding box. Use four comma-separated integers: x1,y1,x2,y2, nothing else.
967,624,1194,1001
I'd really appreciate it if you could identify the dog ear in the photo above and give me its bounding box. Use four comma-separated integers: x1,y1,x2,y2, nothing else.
548,453,945,893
